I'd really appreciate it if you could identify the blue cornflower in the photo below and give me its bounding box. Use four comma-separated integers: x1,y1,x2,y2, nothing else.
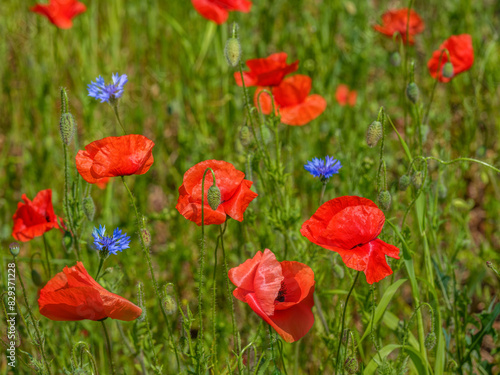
87,73,128,103
92,225,131,256
304,156,342,181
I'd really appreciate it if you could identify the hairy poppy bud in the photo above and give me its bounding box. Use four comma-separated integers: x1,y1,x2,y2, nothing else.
366,121,383,148
425,331,436,350
60,113,76,145
140,228,151,248
239,125,252,147
442,62,454,79
344,356,359,374
399,175,410,191
9,242,20,257
207,185,221,210
406,82,419,104
137,282,147,322
225,37,241,68
162,284,177,315
62,231,73,251
389,51,401,67
411,171,423,190
378,191,392,211
31,269,43,287
82,196,95,221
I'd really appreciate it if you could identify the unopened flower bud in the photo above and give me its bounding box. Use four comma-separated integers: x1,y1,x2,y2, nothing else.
261,125,273,145
406,82,419,104
62,231,73,251
442,62,454,78
137,282,147,322
378,191,392,211
411,171,423,190
59,113,76,145
366,121,383,148
140,228,151,248
399,175,410,191
9,242,20,257
425,331,436,350
207,185,221,210
344,356,359,374
224,37,241,68
239,125,252,147
31,269,43,287
390,51,401,67
162,284,177,315
82,196,95,221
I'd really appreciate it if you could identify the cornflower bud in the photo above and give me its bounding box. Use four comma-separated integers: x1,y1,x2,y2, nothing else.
140,228,151,248
366,121,383,148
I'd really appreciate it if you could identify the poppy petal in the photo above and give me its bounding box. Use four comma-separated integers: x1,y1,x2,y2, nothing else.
175,196,227,226
229,251,263,292
278,94,327,126
222,179,258,222
274,261,315,310
272,75,312,107
191,0,229,24
235,53,299,87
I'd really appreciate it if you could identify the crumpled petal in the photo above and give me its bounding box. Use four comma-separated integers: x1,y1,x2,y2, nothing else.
31,0,86,29
222,179,258,222
234,52,299,87
373,8,425,45
427,34,474,83
191,0,251,24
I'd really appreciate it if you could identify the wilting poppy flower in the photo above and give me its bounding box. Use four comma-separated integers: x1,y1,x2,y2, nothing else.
300,196,400,284
30,0,86,29
234,52,299,87
176,160,257,226
191,0,252,25
373,8,425,45
335,84,357,107
255,75,327,126
38,262,142,321
12,189,62,242
427,34,474,83
229,249,315,343
76,135,154,184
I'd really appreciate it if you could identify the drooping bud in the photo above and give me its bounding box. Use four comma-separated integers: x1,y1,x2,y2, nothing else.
389,51,401,67
377,191,392,211
239,125,252,147
366,121,383,148
59,113,76,145
140,228,151,248
411,171,423,190
442,62,454,79
9,242,20,257
224,37,241,68
82,196,95,221
162,284,177,315
344,356,359,374
425,331,436,350
31,269,43,287
207,185,221,210
399,175,410,191
406,82,419,104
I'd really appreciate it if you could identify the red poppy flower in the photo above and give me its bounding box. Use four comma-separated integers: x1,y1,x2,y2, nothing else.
12,189,62,242
176,160,257,226
191,0,252,25
255,75,327,126
300,196,400,284
234,52,299,87
335,84,357,107
38,262,142,321
30,0,86,29
373,8,425,45
427,34,474,83
229,249,315,343
76,135,154,184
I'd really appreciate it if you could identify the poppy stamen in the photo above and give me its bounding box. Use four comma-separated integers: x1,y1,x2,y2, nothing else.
275,281,287,303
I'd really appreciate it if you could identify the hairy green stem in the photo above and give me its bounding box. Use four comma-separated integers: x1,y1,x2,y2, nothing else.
101,320,116,375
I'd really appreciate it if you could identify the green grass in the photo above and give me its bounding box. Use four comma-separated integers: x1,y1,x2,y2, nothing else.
1,0,500,374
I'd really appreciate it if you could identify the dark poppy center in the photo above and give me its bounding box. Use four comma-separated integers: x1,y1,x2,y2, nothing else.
275,281,287,303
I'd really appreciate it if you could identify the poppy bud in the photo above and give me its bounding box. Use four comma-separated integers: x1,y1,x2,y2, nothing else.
140,228,151,248
31,269,43,287
82,196,95,221
389,51,401,67
442,62,454,78
239,125,252,147
62,231,73,251
261,125,273,145
377,191,392,211
406,82,419,104
344,356,359,374
162,284,177,315
366,121,383,148
224,37,241,68
59,113,76,145
425,331,436,350
137,282,147,322
399,175,410,191
9,242,20,257
411,171,423,190
207,185,221,211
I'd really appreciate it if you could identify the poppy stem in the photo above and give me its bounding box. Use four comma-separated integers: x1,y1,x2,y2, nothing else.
335,271,360,373
42,234,52,279
101,320,116,375
95,257,105,280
